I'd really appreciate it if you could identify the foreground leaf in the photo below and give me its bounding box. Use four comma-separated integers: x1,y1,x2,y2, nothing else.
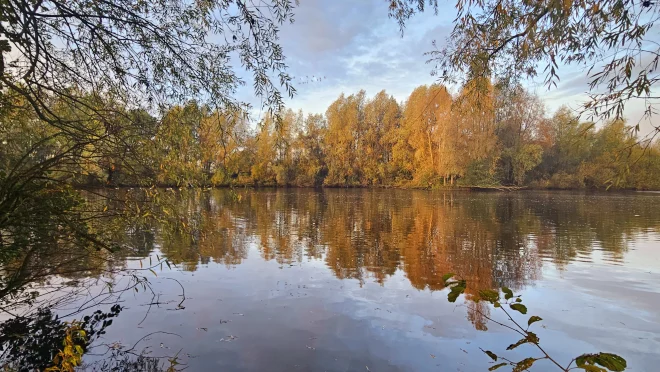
479,289,500,303
502,287,513,300
483,350,498,361
527,316,542,327
489,363,507,371
576,353,627,372
510,303,527,314
507,332,539,350
513,358,535,372
507,337,528,350
447,285,465,303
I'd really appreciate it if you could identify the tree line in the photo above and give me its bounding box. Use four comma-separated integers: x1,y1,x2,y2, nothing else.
7,80,658,190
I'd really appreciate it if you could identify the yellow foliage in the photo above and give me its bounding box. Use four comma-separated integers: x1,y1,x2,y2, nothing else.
45,322,87,372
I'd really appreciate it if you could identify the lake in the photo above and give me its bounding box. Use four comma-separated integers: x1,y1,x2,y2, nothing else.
86,189,660,371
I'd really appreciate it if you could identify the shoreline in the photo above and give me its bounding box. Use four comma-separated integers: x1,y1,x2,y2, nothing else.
72,183,659,193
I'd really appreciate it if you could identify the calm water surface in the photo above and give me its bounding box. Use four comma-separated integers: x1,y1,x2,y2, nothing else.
94,190,660,371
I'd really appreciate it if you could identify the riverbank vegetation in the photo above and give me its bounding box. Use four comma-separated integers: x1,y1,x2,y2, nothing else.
6,82,657,191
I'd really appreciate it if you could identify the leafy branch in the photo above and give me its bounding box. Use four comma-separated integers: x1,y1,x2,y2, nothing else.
441,274,627,372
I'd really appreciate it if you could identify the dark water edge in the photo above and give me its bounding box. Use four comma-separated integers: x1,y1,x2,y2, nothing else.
72,182,660,192
67,189,660,371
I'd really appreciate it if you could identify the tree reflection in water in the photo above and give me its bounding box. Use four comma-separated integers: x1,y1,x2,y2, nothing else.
2,189,656,369
157,189,657,332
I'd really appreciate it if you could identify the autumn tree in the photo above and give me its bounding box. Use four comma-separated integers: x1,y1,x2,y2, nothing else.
0,1,298,362
292,113,328,186
535,106,595,187
251,114,278,185
362,91,402,184
495,84,545,185
155,102,205,186
272,109,303,185
402,84,454,185
452,79,499,185
324,92,367,186
199,110,251,185
582,119,638,188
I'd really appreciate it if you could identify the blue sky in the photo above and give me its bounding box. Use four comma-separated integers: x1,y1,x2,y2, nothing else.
239,0,657,136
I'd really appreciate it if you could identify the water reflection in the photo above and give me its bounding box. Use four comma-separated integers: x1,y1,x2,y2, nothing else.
100,189,660,371
157,189,658,295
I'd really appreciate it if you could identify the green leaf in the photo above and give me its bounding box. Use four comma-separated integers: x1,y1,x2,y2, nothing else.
479,289,500,303
528,316,542,326
525,331,539,344
489,363,507,371
513,358,535,372
447,285,465,303
507,332,538,350
515,298,522,302
576,353,626,372
595,353,627,371
494,301,501,308
483,350,498,361
507,337,528,350
442,273,455,283
502,287,513,300
576,355,590,367
510,303,527,314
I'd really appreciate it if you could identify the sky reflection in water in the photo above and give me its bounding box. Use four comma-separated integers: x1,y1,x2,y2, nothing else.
95,190,660,371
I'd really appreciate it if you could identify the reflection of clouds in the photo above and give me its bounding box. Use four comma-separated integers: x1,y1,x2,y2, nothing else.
154,190,658,298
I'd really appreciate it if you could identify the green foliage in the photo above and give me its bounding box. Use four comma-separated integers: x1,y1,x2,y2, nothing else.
441,275,629,372
527,316,542,327
507,332,538,350
484,350,498,361
576,353,627,372
509,303,527,315
479,289,500,303
442,273,455,282
512,358,536,372
461,159,499,187
443,275,466,303
0,306,122,371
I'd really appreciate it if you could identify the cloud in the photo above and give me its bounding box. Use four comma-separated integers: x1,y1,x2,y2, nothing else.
527,60,659,136
237,1,658,136
267,0,454,116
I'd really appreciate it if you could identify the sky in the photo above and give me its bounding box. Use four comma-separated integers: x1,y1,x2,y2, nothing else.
238,0,658,137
